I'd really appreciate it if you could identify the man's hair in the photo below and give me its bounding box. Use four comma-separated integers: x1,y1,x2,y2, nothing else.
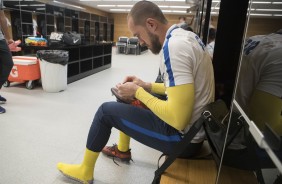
208,28,216,40
128,1,168,26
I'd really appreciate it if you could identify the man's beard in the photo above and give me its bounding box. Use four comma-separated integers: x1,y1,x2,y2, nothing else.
147,31,162,54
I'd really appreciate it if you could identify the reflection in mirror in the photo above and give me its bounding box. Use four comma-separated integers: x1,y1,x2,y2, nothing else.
206,26,216,60
218,1,282,182
232,29,282,184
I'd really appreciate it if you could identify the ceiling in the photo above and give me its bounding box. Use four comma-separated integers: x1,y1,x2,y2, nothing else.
59,0,282,17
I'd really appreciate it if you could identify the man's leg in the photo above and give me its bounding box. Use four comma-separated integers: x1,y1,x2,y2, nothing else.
0,40,13,88
118,131,130,152
57,101,184,183
0,40,14,113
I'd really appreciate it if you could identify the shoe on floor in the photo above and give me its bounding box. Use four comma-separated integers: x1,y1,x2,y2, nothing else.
57,163,94,184
0,106,6,114
0,95,7,104
102,144,132,162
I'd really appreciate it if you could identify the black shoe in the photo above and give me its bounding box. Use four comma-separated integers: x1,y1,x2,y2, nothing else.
0,106,6,114
0,95,7,104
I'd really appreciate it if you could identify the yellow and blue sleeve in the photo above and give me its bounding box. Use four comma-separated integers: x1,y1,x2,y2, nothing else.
135,84,194,131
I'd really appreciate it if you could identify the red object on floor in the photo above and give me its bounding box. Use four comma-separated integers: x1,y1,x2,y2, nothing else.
7,56,40,87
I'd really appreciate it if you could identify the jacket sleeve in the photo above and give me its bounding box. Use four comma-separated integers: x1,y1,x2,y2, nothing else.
135,83,194,131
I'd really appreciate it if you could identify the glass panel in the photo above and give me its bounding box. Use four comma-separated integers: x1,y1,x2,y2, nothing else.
218,0,282,183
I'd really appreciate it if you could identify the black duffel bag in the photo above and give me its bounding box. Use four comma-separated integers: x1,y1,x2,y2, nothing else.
62,31,81,46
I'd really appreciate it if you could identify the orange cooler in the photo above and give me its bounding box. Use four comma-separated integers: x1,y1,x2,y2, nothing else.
7,56,41,89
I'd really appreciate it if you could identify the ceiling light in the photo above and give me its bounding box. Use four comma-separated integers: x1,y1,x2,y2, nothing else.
162,10,172,12
97,5,115,7
250,13,272,16
170,6,190,8
110,9,130,12
256,9,282,11
117,5,133,7
252,1,272,4
165,0,185,1
172,10,186,13
53,0,85,10
273,14,282,16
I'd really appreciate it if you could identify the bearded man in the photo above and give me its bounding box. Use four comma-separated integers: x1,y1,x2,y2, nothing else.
57,1,214,183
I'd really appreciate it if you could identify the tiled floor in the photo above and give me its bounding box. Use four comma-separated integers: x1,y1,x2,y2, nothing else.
0,48,161,184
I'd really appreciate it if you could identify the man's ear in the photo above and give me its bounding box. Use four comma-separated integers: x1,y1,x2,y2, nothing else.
145,18,157,32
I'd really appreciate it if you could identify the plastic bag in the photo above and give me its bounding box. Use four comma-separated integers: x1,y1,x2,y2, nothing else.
36,50,69,66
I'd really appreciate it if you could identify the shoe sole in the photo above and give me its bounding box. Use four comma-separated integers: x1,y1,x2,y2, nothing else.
58,170,93,184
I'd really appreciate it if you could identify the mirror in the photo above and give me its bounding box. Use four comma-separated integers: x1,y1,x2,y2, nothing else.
217,0,282,183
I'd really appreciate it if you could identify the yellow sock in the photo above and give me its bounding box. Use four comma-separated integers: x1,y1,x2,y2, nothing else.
118,131,130,152
57,148,99,184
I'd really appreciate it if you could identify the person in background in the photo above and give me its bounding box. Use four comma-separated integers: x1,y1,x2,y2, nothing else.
178,16,194,32
57,1,214,183
206,27,216,59
178,16,186,24
0,0,14,114
180,23,194,32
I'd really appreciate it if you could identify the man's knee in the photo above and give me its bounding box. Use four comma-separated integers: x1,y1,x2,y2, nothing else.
95,102,117,119
99,101,120,114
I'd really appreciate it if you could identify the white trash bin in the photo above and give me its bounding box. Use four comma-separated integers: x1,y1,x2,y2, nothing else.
37,50,69,93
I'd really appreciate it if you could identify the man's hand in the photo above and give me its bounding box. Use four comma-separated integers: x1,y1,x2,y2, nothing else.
122,75,151,92
116,82,140,102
